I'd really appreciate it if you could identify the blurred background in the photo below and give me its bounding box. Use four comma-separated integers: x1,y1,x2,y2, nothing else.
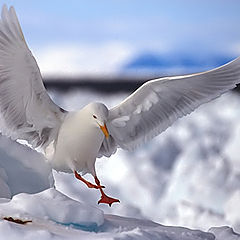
1,0,240,233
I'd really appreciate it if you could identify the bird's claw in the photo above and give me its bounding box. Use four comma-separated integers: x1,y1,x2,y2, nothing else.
98,194,120,207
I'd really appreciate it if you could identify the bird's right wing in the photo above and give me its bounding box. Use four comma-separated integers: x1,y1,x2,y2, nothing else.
103,57,240,153
0,5,66,150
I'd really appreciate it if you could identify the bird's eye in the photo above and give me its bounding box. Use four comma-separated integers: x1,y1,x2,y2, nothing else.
93,115,97,119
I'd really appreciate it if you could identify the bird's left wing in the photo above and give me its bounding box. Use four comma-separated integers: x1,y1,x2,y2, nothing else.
101,57,240,154
0,5,66,150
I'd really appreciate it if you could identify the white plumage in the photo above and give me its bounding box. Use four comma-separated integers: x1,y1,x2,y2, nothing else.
0,5,240,205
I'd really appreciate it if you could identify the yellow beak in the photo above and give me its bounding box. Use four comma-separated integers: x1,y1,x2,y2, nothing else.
100,123,109,138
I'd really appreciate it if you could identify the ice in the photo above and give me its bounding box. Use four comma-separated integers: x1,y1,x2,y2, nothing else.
225,191,240,231
0,188,236,240
0,136,53,198
209,226,240,240
0,167,11,198
0,188,104,228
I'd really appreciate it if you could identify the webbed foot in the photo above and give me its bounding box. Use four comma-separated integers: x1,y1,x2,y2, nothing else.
98,193,120,207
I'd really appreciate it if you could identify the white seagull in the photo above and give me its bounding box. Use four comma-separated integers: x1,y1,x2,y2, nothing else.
0,5,240,206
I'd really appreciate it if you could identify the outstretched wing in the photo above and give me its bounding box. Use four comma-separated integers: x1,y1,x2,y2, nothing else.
0,5,66,149
100,57,240,155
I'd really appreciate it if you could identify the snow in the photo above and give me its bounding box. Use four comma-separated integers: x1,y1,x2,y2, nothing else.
0,188,104,228
0,89,240,239
0,136,53,198
225,191,240,232
0,188,238,240
209,227,240,240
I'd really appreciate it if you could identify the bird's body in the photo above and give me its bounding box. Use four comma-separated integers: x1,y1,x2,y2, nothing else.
49,107,106,175
0,4,240,206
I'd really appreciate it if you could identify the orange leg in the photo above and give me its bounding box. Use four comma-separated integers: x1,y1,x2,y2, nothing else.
95,176,120,207
74,171,104,189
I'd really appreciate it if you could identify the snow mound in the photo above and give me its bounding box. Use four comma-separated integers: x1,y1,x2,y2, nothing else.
0,136,53,198
0,188,104,228
209,226,240,240
0,189,238,239
103,215,215,240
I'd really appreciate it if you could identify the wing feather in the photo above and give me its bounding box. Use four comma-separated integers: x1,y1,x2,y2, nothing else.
103,57,240,154
0,5,66,150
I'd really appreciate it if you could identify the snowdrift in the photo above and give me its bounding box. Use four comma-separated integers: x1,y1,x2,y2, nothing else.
0,188,239,240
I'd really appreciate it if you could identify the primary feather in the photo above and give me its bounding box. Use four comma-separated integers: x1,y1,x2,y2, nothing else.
99,57,240,156
0,5,66,149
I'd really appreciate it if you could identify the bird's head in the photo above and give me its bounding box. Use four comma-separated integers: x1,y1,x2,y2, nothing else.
84,102,109,138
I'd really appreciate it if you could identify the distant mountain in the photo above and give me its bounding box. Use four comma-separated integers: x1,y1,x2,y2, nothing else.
123,52,235,76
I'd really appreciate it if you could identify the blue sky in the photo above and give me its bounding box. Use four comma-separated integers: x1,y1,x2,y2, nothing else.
2,1,240,76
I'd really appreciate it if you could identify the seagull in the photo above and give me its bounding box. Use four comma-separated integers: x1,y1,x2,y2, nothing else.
0,5,240,206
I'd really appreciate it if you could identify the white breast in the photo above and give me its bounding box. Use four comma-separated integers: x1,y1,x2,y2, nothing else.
48,111,104,174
